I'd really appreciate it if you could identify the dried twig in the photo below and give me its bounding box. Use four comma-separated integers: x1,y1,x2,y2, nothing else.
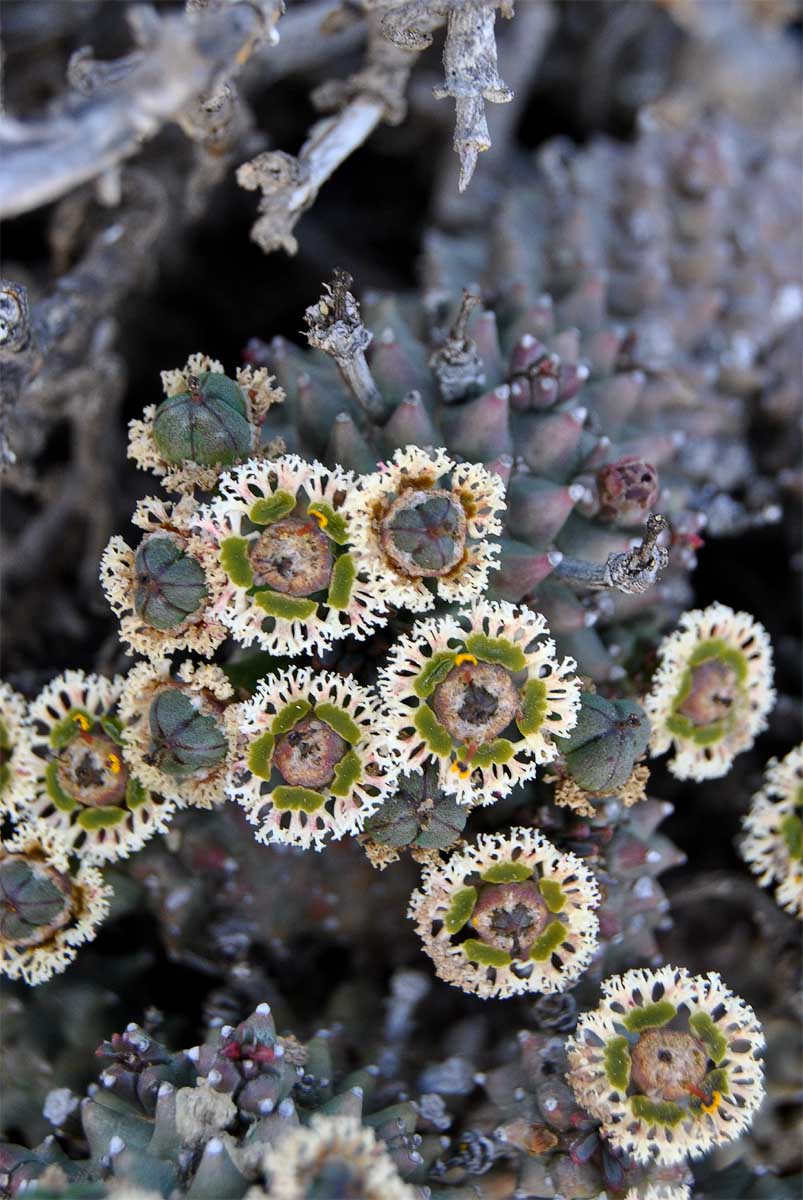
304,269,386,421
0,1,281,219
554,514,671,595
378,0,516,190
1,171,167,602
429,0,554,226
237,7,432,254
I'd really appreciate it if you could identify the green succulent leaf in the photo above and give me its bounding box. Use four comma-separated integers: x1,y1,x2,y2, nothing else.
45,762,78,812
603,1036,632,1091
134,536,208,631
220,537,254,588
529,919,566,961
148,689,228,778
272,785,325,812
330,750,362,797
315,703,360,745
413,652,457,698
248,731,276,780
462,939,512,967
327,553,356,610
444,886,477,933
307,503,349,545
272,700,312,735
560,693,650,793
480,861,533,883
463,633,526,672
623,1001,677,1033
254,590,317,620
689,1011,727,1063
413,705,453,757
516,678,548,737
152,371,252,467
249,490,296,526
538,878,567,912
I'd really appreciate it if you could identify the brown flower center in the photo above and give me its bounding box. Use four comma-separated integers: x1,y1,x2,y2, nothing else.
432,662,519,744
379,488,467,578
677,659,739,727
250,517,332,597
56,734,128,807
630,1029,708,1102
273,715,346,789
471,881,549,957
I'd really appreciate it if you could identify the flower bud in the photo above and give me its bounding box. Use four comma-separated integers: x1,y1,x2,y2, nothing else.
147,687,228,778
134,535,208,631
363,766,468,851
561,693,650,794
152,371,253,467
0,855,72,948
597,457,659,525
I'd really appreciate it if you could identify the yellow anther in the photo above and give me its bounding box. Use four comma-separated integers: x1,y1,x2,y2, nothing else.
450,762,471,779
105,753,122,775
455,653,477,666
309,507,328,529
701,1090,722,1116
73,713,92,731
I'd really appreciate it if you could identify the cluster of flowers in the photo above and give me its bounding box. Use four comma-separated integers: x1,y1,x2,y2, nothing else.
0,355,794,1172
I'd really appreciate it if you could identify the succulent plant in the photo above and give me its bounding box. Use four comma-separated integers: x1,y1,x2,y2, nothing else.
1,8,800,1199
0,1004,430,1199
222,100,800,684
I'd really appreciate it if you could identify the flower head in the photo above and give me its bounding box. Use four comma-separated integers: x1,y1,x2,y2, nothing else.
0,681,35,819
228,668,399,850
193,454,388,656
625,1187,691,1200
0,823,112,985
378,600,581,804
408,829,600,999
25,670,173,864
258,1115,417,1200
127,353,283,494
344,445,505,611
100,495,228,660
567,965,765,1164
741,744,803,919
119,660,238,809
644,603,775,780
